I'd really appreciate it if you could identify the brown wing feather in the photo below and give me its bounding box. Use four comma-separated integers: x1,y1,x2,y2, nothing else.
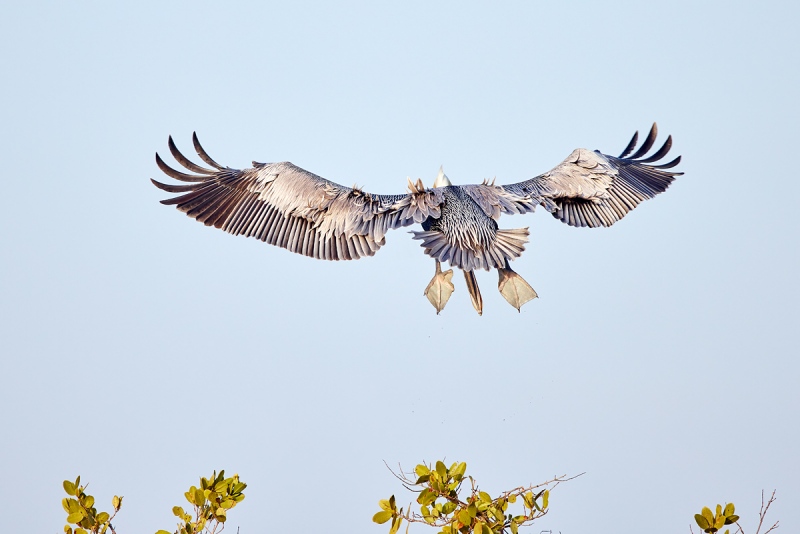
152,134,445,261
491,123,683,228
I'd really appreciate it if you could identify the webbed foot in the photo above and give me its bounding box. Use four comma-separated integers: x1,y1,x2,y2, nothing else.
498,264,538,312
424,261,455,314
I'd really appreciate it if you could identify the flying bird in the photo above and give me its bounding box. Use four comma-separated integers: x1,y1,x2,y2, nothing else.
152,124,682,315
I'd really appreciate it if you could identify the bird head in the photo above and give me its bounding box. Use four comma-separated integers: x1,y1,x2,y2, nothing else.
433,166,452,188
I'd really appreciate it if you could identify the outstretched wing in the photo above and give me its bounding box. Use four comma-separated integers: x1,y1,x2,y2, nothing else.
462,124,682,228
151,134,444,260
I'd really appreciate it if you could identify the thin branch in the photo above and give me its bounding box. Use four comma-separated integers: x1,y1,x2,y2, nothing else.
755,490,779,534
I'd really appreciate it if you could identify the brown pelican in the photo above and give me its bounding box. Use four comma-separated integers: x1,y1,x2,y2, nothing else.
152,124,681,315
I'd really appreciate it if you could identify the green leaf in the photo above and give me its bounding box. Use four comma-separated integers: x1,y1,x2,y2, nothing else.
379,499,392,512
64,526,72,534
112,495,121,510
83,495,95,509
417,489,437,506
373,511,393,524
702,507,714,524
510,521,519,534
66,512,85,524
479,491,491,504
543,490,549,509
458,509,472,525
62,498,71,513
194,489,205,505
695,514,711,530
173,506,185,517
415,475,430,484
96,512,109,524
415,464,431,477
441,501,456,515
724,503,735,516
435,461,447,479
455,462,467,477
726,515,740,524
388,516,403,534
76,529,87,534
155,530,173,534
523,491,533,509
508,494,517,504
63,481,77,496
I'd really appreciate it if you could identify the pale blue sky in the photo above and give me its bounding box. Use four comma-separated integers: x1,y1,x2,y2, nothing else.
1,1,798,533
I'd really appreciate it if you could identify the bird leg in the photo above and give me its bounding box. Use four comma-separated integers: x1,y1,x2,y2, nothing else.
497,262,537,312
463,270,483,316
424,261,454,315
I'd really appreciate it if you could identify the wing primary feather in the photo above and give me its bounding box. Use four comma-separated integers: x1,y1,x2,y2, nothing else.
226,195,258,234
628,123,658,159
150,178,198,193
179,186,230,215
654,156,683,170
639,135,672,163
201,190,244,228
157,185,214,206
168,136,216,174
192,132,226,170
155,153,207,182
187,189,236,221
618,130,639,158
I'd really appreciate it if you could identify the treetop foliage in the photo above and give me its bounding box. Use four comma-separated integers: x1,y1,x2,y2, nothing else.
373,460,577,534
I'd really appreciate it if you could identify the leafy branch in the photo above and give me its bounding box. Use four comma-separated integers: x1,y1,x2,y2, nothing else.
691,491,779,534
156,470,246,534
373,460,580,534
61,476,122,534
60,471,245,534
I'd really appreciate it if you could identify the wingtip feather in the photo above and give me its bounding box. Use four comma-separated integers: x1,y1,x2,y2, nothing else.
192,132,225,170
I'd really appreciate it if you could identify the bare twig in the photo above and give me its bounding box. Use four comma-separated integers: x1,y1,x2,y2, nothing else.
731,490,778,534
755,490,779,534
